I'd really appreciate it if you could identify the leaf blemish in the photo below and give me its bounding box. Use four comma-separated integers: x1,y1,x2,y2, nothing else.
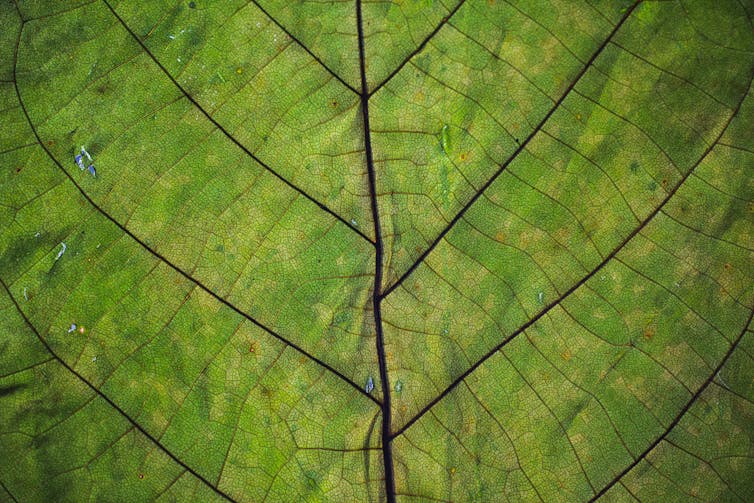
365,376,374,394
55,242,67,261
440,124,451,154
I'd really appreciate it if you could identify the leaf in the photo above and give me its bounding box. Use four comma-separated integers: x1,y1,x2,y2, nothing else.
1,0,752,501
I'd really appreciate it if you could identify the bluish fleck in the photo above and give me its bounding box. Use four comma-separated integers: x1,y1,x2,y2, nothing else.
55,242,67,261
365,376,374,394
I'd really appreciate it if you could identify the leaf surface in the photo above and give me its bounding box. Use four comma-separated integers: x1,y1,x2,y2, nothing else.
1,0,752,501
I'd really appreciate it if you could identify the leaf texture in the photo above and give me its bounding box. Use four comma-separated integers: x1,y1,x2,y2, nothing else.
1,0,752,501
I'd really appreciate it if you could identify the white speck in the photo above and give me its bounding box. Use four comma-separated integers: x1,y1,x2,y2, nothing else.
351,219,357,226
395,380,403,393
81,146,92,161
168,34,175,40
55,242,67,261
255,22,261,28
715,370,730,390
674,282,680,288
537,291,544,303
67,323,77,333
365,376,374,394
34,232,41,238
92,356,97,363
442,327,449,335
23,287,28,301
177,57,182,63
600,275,606,281
96,244,101,249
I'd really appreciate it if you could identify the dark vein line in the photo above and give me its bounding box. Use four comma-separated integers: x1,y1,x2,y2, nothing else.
0,480,18,503
589,308,754,501
391,64,754,438
368,0,468,97
356,2,396,501
381,1,641,298
11,24,380,409
0,278,237,503
248,0,359,95
100,0,374,245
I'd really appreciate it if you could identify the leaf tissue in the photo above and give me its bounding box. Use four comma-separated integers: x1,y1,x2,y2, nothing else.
1,0,753,501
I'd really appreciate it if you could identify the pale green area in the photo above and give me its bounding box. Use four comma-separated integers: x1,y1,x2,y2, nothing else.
1,0,753,502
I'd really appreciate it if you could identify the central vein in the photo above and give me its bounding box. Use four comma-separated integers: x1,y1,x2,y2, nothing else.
355,1,396,501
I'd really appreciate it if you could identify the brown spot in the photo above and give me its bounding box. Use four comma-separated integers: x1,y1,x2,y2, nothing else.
78,326,86,334
575,113,582,121
15,167,22,173
249,343,255,353
414,246,422,253
643,326,654,340
46,140,55,147
561,349,572,361
724,263,732,270
661,178,668,186
495,232,505,242
138,473,144,479
330,100,338,108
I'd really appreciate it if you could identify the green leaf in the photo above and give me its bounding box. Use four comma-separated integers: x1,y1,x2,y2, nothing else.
1,1,752,501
